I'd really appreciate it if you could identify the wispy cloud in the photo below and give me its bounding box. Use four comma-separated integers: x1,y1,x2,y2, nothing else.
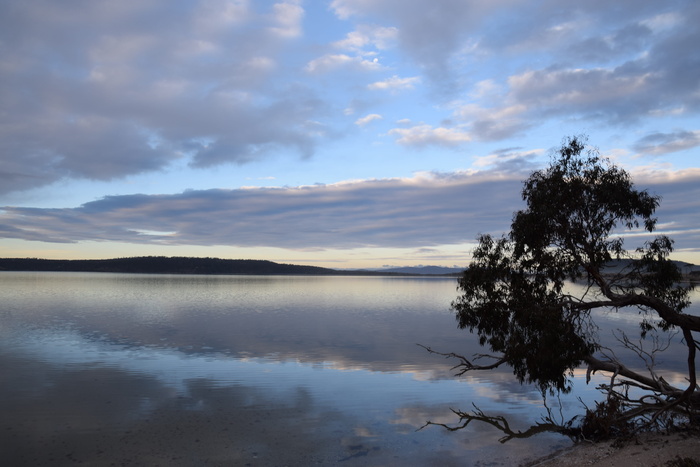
332,25,398,52
633,130,700,155
304,53,383,73
367,75,420,92
388,124,472,147
355,114,383,127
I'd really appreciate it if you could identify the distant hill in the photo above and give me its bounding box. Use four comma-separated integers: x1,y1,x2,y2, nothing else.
0,256,453,276
600,258,700,274
0,256,341,275
2,257,694,277
373,265,464,275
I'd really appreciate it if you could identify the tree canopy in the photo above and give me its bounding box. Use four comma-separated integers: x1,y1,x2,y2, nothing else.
445,136,698,436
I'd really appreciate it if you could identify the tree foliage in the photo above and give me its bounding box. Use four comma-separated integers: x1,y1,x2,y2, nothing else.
447,136,698,434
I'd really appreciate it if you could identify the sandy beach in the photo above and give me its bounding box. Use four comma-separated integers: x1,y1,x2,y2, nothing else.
526,430,700,467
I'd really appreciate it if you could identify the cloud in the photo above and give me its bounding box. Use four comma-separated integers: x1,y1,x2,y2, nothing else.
304,54,382,74
388,124,472,147
330,0,700,139
454,103,530,141
633,130,700,156
304,23,396,77
0,171,527,250
564,22,654,63
466,0,683,58
632,167,700,254
267,1,304,38
194,0,251,33
461,20,699,139
0,0,321,195
503,66,679,124
1,0,698,213
328,0,685,92
355,114,383,127
450,13,700,141
367,75,420,92
472,149,543,172
332,24,398,52
641,11,683,32
4,167,697,255
329,0,499,87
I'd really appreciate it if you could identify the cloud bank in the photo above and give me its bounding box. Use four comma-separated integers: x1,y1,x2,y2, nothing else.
1,0,697,196
0,0,697,266
2,168,698,256
0,0,323,194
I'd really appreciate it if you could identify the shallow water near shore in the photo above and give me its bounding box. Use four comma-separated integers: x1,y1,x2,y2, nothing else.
0,272,696,466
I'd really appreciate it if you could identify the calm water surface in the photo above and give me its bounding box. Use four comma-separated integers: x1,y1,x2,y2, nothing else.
1,272,695,466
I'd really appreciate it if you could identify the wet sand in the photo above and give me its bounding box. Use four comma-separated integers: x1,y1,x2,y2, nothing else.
525,430,700,467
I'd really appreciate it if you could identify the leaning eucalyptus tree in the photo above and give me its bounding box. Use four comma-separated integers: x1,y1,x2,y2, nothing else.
430,137,698,440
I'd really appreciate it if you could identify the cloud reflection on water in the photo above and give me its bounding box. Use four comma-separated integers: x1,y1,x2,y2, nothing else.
0,327,572,466
1,272,696,465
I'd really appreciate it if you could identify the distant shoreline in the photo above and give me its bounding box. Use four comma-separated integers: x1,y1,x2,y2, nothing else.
2,256,695,280
0,256,462,277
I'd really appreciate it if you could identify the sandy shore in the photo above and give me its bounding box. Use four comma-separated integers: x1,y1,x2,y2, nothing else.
525,430,700,467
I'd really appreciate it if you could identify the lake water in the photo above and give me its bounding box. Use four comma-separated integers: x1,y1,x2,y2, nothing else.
0,272,696,466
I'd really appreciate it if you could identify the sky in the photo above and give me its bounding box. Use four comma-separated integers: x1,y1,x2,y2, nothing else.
1,0,699,269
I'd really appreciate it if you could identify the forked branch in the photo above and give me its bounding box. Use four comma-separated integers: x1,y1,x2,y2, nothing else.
418,403,579,443
417,344,508,376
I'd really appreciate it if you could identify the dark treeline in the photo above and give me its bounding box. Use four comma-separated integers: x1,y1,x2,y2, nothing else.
0,256,438,276
0,256,346,275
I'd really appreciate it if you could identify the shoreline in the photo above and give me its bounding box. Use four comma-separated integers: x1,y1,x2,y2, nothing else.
522,430,700,466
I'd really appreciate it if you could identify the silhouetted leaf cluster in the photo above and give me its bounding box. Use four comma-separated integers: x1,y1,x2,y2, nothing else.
445,136,698,436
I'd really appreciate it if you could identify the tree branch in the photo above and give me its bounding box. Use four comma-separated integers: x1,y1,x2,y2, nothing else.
417,344,509,375
418,404,579,443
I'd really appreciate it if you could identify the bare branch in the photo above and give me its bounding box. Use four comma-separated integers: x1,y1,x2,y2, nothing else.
585,355,684,397
418,404,579,443
416,344,508,376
